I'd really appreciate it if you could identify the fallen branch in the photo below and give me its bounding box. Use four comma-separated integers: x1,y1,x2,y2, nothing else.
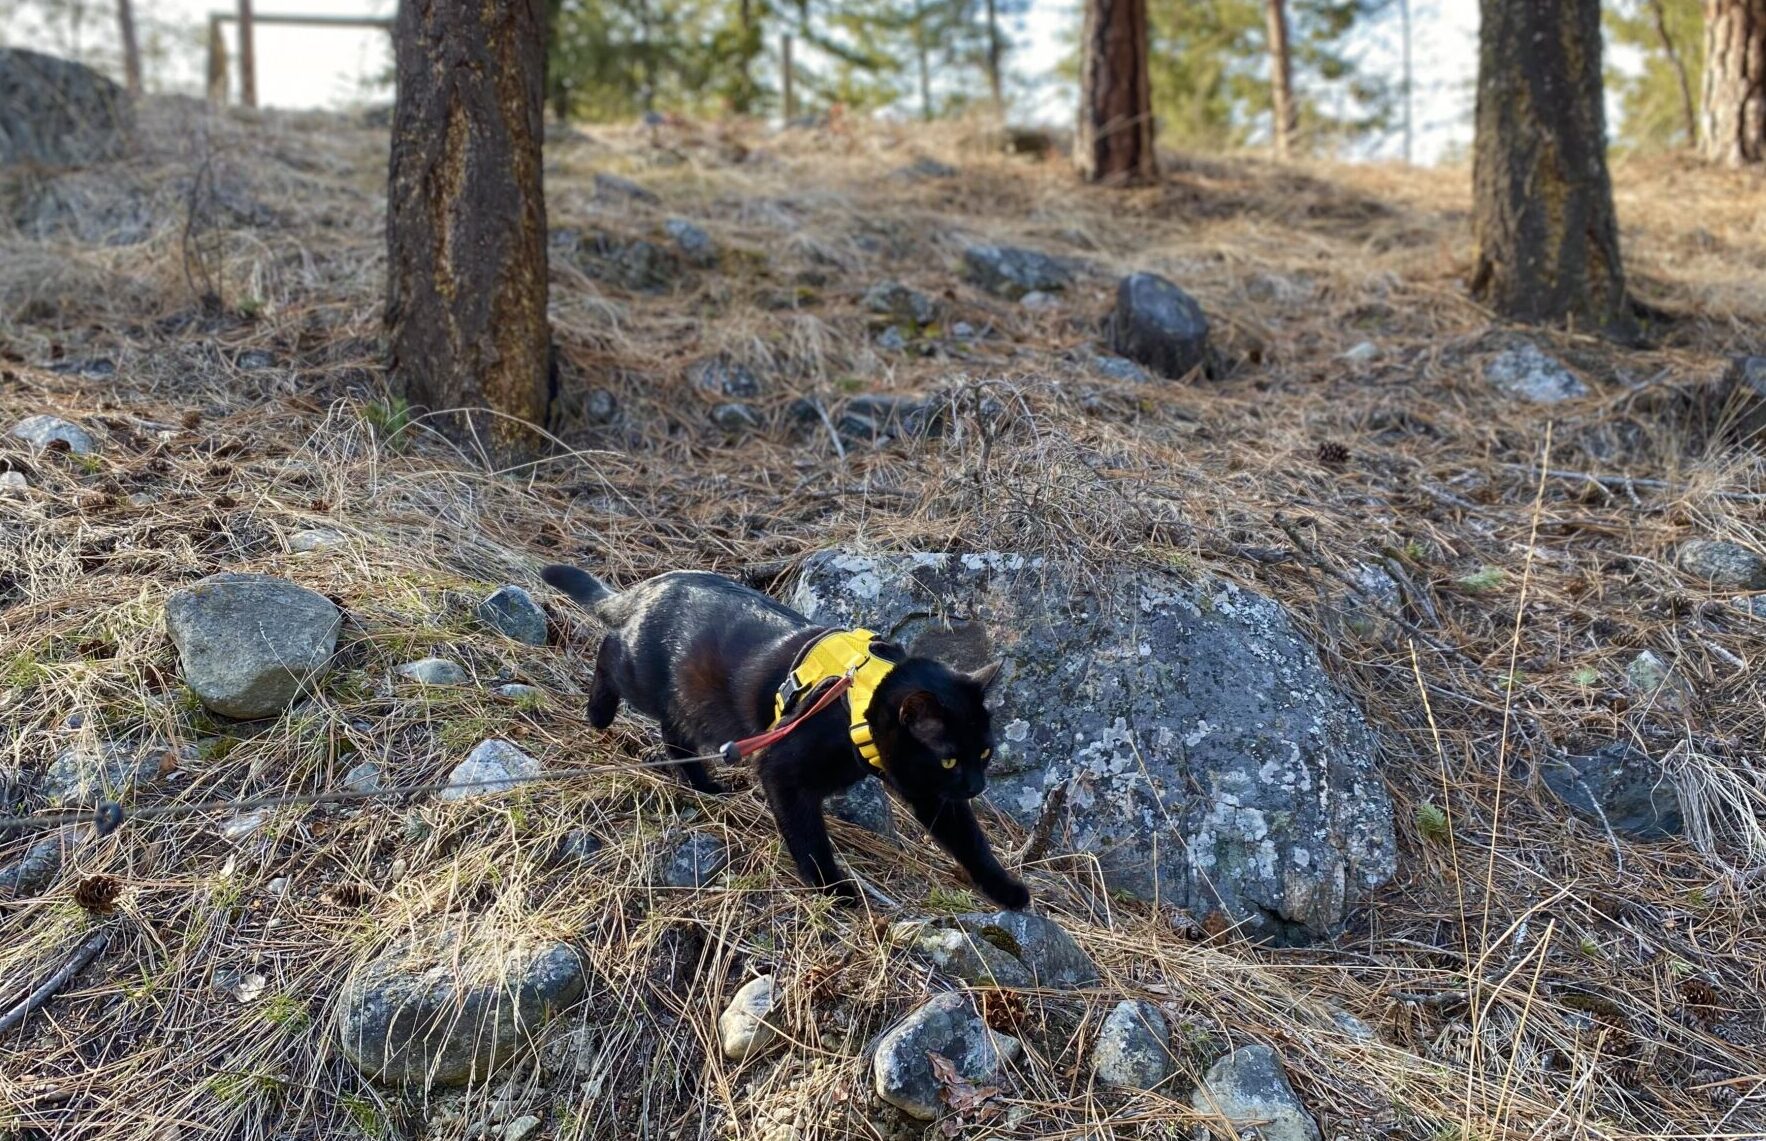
0,928,111,1035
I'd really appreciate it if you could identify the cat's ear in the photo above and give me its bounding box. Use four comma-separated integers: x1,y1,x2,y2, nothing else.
968,659,1004,694
898,691,947,748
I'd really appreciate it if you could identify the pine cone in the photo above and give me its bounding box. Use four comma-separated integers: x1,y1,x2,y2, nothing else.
980,988,1028,1035
73,874,122,915
1317,440,1351,466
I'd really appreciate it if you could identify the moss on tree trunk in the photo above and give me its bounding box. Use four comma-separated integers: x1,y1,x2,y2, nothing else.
386,0,552,457
1470,0,1633,339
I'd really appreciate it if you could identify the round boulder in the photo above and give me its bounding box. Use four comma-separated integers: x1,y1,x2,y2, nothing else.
165,573,341,720
1105,273,1211,380
1093,1000,1176,1090
873,992,1012,1120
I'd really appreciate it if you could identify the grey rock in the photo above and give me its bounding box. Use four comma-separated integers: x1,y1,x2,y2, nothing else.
495,684,546,702
1019,290,1059,311
1329,1008,1377,1041
584,388,619,424
1106,273,1211,380
893,910,1097,988
11,414,96,454
690,357,764,398
550,828,604,867
0,471,25,492
289,528,347,554
165,574,341,720
832,394,943,445
594,172,659,204
1676,539,1766,590
336,923,586,1087
665,218,717,267
875,325,909,353
719,975,781,1060
43,740,174,804
1193,1046,1320,1141
236,349,277,370
662,832,729,888
0,49,130,166
710,403,764,433
222,810,268,841
47,357,116,378
1542,741,1683,840
1717,356,1766,444
479,585,549,646
343,761,384,795
873,993,1007,1120
502,1117,542,1141
1484,343,1589,404
611,239,678,291
397,658,469,686
1088,352,1153,383
951,321,977,339
1093,1000,1176,1090
792,552,1396,944
1625,649,1689,710
0,826,79,899
829,778,895,837
962,243,1072,299
1342,341,1380,365
442,739,540,801
864,281,937,326
899,156,959,180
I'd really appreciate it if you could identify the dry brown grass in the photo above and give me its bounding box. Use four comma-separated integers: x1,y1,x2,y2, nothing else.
2,100,1765,1140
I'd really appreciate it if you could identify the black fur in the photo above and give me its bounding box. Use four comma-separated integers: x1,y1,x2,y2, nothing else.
541,563,1028,909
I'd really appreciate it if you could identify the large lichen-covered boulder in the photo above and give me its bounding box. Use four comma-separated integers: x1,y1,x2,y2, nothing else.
165,573,342,720
792,552,1396,944
0,49,131,167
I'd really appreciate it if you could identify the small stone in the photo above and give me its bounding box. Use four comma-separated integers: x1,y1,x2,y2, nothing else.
1484,343,1589,404
719,976,781,1060
164,574,341,720
0,471,25,491
42,741,170,805
344,761,384,794
0,827,79,899
267,877,289,896
127,491,155,507
1088,352,1152,383
1106,273,1211,380
863,281,937,326
1329,1009,1378,1041
1624,649,1688,709
479,585,549,646
442,739,541,801
662,832,729,888
289,528,347,553
495,684,545,701
611,239,678,292
584,388,619,423
222,810,268,841
1093,1000,1176,1090
898,156,958,179
501,1117,542,1141
11,414,96,454
962,243,1072,299
872,993,1005,1120
1342,341,1380,364
551,828,604,867
396,658,468,686
594,172,659,204
1676,539,1766,590
875,326,909,352
710,403,764,433
1541,741,1683,840
665,218,717,267
237,349,277,370
1193,1045,1320,1141
951,321,977,339
690,357,764,398
893,911,1098,989
1019,290,1058,311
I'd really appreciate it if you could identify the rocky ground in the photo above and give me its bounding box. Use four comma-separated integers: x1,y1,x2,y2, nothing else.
3,92,1766,1141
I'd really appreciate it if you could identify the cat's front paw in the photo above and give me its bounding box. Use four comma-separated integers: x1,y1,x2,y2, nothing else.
985,875,1030,911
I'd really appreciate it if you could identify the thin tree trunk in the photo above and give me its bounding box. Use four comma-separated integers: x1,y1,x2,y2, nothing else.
1699,0,1766,165
117,0,142,96
237,0,256,108
1470,0,1632,338
1266,0,1296,159
1075,0,1157,185
206,14,228,104
1399,0,1411,163
985,0,1003,108
386,0,552,455
1647,0,1698,146
915,0,932,121
782,33,795,121
545,0,569,121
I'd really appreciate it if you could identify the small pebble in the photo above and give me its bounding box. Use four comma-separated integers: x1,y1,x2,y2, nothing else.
396,657,468,686
502,1117,542,1141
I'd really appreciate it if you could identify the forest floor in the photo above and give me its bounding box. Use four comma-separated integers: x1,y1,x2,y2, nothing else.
2,99,1766,1141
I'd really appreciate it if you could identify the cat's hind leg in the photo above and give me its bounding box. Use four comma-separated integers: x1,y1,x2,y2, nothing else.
587,634,623,729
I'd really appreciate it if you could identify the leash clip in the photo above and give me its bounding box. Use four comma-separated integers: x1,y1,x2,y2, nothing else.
719,741,744,766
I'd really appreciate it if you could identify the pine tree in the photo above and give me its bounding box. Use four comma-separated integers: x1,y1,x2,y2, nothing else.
1076,0,1158,184
1607,0,1702,151
1699,0,1766,165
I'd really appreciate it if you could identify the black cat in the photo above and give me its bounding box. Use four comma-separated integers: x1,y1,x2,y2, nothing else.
539,564,1029,910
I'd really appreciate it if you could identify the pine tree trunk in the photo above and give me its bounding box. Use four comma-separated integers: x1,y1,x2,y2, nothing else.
1700,0,1766,165
1266,0,1296,159
985,0,1003,107
915,0,932,121
117,0,142,96
1399,0,1412,163
386,0,552,455
1470,0,1632,338
1075,0,1157,185
545,0,569,122
236,0,256,108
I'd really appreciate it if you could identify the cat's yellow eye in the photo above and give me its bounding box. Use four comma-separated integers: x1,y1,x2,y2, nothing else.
941,756,958,770
980,748,992,760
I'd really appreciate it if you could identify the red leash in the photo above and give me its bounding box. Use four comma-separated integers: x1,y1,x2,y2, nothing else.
718,671,855,766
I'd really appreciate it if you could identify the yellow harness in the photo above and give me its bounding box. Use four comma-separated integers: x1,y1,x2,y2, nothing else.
772,628,899,770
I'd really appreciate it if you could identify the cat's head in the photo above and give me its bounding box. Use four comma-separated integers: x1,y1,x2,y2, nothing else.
874,658,1004,800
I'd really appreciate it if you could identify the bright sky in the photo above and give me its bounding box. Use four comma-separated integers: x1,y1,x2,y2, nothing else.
3,0,1481,165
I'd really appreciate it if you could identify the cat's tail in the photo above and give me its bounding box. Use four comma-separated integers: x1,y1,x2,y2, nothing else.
540,564,616,612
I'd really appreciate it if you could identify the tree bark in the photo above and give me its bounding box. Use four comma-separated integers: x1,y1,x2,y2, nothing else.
1648,0,1698,146
1266,0,1296,159
1075,0,1157,185
1700,0,1766,165
237,0,256,108
386,0,552,455
1470,0,1632,338
985,0,1003,108
117,0,142,96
